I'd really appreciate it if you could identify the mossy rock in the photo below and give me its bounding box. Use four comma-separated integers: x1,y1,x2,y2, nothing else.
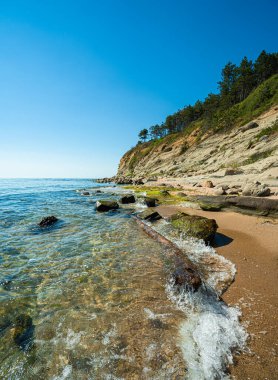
199,203,224,211
137,208,162,221
169,212,218,244
96,200,119,212
13,314,34,350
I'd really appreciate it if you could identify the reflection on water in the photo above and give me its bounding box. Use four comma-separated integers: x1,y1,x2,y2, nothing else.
0,179,186,379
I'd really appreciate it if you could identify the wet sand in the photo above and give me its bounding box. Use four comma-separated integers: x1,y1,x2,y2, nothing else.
157,205,278,380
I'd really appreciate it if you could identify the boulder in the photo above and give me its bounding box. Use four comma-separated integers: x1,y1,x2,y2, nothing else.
82,191,90,196
214,188,225,196
203,180,214,188
226,188,240,195
199,203,223,211
133,178,144,185
120,194,136,204
13,314,34,350
96,200,119,212
38,216,58,227
173,266,202,290
240,121,259,132
144,197,157,207
169,212,218,244
224,168,243,176
242,183,271,197
137,208,162,221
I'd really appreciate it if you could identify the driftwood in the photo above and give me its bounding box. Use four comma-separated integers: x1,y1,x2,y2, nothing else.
134,216,201,291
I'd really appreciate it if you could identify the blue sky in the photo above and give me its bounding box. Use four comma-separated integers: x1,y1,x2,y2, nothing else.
0,0,277,178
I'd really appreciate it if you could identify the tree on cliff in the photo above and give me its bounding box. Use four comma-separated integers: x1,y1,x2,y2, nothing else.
138,128,149,142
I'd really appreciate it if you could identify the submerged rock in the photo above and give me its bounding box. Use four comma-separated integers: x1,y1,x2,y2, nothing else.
137,209,162,221
38,216,58,227
82,191,90,196
96,200,119,212
120,194,136,204
199,203,223,212
173,266,202,290
169,212,218,244
13,314,34,350
144,197,157,207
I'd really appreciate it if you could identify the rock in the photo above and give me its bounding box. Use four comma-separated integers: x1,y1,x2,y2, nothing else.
203,180,214,188
120,194,136,204
96,200,119,212
214,188,225,196
38,216,58,227
240,121,259,132
82,191,90,196
199,203,223,211
137,209,162,221
13,314,34,350
96,190,102,193
169,212,218,244
143,197,157,207
159,190,170,196
224,168,243,176
173,266,202,290
133,178,144,185
242,183,271,197
226,188,240,195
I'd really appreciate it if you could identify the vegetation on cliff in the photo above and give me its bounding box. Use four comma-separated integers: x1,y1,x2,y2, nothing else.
137,50,278,142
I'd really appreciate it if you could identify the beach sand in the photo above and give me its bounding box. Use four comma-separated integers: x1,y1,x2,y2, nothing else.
157,205,278,380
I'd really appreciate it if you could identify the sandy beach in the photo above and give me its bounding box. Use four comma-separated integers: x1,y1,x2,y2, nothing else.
157,205,278,380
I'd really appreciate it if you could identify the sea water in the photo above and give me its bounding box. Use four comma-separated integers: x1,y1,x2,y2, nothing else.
0,179,246,379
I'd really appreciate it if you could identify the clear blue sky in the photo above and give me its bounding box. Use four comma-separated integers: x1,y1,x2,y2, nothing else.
0,0,277,178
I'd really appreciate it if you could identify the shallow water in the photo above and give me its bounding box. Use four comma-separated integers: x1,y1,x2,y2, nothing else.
0,179,188,379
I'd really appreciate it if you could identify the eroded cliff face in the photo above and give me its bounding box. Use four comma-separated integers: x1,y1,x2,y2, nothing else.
117,106,278,182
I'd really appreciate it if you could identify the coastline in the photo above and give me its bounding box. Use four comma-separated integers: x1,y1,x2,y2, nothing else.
156,205,278,379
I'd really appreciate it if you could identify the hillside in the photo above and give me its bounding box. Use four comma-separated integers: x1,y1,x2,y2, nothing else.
116,75,278,185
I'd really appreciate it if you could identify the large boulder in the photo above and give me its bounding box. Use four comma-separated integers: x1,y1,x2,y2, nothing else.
96,200,119,212
137,208,162,221
120,194,136,204
240,121,259,132
203,180,214,188
169,212,218,244
143,197,157,207
81,191,90,196
38,216,58,227
242,182,271,197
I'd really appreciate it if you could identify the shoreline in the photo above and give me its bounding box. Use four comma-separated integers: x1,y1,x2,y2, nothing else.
156,205,278,379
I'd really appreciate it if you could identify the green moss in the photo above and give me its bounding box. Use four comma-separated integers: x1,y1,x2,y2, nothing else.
199,203,224,211
169,212,218,243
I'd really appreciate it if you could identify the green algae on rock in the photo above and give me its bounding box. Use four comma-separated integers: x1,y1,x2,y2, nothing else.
169,212,218,244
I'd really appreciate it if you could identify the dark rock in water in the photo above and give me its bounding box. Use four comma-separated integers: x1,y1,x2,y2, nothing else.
82,191,90,196
96,200,119,212
38,216,58,227
173,266,202,290
144,197,157,207
137,209,162,221
169,212,218,244
120,194,136,204
96,190,102,193
150,318,167,329
0,278,13,291
13,314,34,350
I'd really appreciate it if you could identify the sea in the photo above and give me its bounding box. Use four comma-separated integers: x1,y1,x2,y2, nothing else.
0,178,247,380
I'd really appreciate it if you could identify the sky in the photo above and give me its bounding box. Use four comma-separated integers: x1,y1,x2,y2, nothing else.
0,0,277,178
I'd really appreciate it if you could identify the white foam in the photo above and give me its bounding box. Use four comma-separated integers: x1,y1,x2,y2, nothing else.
52,365,72,380
151,220,247,379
